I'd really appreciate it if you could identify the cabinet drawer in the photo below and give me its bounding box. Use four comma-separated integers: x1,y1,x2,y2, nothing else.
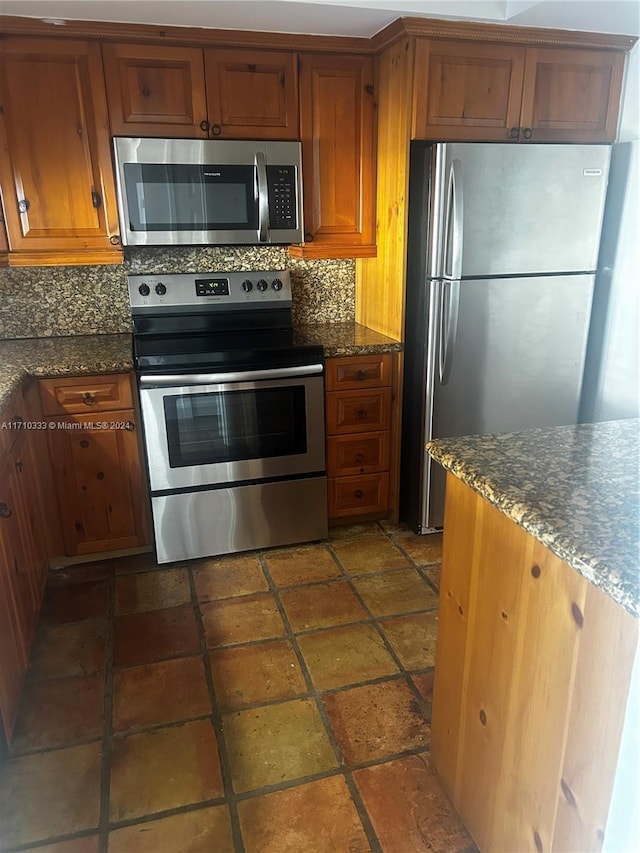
328,473,390,518
327,431,390,477
326,388,392,435
325,354,392,391
39,374,133,415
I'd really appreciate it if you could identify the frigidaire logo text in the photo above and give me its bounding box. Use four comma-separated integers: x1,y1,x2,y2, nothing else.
204,172,221,177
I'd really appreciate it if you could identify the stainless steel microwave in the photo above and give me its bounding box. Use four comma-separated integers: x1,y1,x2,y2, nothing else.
113,137,303,247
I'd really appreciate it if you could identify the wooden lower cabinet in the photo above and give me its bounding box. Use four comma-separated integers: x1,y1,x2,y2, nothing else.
432,474,638,852
0,389,53,741
325,354,393,522
46,410,147,556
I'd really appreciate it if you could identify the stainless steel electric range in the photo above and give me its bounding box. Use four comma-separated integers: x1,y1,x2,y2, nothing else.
128,270,327,564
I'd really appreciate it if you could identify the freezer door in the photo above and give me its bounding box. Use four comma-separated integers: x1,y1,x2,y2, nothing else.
445,143,610,276
423,274,595,530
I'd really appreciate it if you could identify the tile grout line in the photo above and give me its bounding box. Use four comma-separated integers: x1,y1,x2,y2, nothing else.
259,553,384,853
186,563,246,853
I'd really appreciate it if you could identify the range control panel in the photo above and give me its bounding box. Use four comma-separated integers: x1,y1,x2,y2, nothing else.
128,270,293,312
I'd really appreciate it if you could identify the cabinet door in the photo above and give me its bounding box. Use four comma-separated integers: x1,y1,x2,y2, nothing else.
0,461,28,743
520,47,625,142
205,48,298,139
102,42,208,137
413,39,526,141
295,54,376,258
47,411,148,555
0,37,121,263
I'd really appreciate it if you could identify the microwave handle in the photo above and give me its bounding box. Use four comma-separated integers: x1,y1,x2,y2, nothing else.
255,152,269,243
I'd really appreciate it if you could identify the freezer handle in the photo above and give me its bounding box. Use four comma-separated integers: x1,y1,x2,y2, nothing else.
439,279,461,385
443,158,464,281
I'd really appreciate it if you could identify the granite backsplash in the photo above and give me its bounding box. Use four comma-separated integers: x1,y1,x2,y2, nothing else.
0,247,355,339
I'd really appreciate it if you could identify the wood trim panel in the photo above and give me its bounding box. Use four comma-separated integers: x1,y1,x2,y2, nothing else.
0,249,123,267
0,16,373,54
372,16,637,52
355,38,413,341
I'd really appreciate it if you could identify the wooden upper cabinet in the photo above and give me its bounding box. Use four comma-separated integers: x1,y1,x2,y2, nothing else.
293,53,376,259
0,37,121,265
520,47,625,142
413,38,626,143
204,48,299,139
413,39,526,141
102,43,208,137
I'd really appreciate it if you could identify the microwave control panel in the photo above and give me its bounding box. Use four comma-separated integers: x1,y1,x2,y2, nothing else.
267,166,297,229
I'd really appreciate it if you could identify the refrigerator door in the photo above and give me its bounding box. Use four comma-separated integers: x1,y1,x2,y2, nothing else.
444,143,611,277
423,273,595,530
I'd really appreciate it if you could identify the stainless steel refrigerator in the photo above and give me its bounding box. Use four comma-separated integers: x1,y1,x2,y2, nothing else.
400,141,611,533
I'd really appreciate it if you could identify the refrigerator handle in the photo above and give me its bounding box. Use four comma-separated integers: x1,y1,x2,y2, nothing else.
443,158,464,281
439,279,461,385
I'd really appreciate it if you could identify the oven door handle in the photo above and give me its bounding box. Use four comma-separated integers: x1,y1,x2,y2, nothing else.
138,364,324,387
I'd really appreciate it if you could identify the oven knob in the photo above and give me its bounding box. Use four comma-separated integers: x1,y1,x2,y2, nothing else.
256,279,268,292
138,283,150,296
272,278,283,291
155,283,167,296
242,279,253,292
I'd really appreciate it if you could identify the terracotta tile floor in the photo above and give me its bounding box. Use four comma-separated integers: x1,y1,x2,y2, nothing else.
0,522,478,853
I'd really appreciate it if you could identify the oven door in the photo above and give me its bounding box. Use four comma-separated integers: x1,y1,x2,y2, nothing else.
139,365,325,492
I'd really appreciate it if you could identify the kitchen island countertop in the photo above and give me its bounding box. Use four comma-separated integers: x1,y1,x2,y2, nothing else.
427,419,640,617
0,334,133,411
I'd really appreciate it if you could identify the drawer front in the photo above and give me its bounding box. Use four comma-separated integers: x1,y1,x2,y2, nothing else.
40,374,133,416
328,473,390,518
326,388,392,435
325,354,392,391
327,431,390,477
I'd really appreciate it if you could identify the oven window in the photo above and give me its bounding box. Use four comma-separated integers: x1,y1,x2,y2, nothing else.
164,386,308,468
123,163,257,232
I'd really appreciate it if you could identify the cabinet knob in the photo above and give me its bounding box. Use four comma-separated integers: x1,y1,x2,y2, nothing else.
522,128,533,140
355,453,365,464
125,421,135,432
304,232,314,242
91,189,102,208
109,235,121,246
199,119,210,132
355,370,370,381
509,127,520,140
18,198,30,214
0,502,12,519
15,460,23,473
356,409,368,419
82,392,96,407
97,471,105,480
211,124,222,136
10,414,23,427
354,489,364,499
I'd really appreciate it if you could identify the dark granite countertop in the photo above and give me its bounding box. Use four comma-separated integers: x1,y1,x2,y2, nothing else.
0,334,133,410
427,420,640,617
298,322,402,357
